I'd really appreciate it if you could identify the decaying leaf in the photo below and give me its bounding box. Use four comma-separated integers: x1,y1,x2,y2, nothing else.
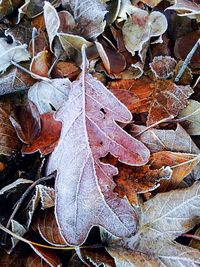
28,78,71,114
122,9,167,61
30,50,51,78
150,151,200,191
131,124,200,154
178,100,200,136
0,37,30,73
46,47,150,245
114,163,172,205
104,182,200,266
150,56,177,79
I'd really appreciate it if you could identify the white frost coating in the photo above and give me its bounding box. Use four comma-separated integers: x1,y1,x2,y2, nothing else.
28,78,72,114
0,38,30,73
46,47,150,246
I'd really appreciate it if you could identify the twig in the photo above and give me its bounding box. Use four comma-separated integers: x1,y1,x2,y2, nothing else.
182,233,200,242
175,38,200,83
31,27,38,57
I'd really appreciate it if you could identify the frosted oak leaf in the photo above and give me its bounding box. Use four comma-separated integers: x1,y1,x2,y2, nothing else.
46,46,150,245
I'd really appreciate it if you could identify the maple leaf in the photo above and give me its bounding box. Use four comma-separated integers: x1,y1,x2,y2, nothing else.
46,46,150,245
103,182,200,266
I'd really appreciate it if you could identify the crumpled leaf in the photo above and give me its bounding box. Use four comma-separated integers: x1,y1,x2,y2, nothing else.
150,56,177,79
62,0,107,40
122,9,167,61
28,78,71,114
167,0,200,22
46,47,150,246
114,163,172,205
30,50,51,78
150,151,200,192
104,182,200,266
0,0,23,20
178,100,200,135
130,124,200,154
0,36,30,73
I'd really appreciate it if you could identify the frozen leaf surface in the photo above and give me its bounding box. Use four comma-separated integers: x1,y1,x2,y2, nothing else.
46,47,150,245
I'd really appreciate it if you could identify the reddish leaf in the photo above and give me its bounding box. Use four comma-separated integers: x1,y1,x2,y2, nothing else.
150,151,200,191
46,47,150,245
10,101,41,145
30,50,52,78
52,61,80,80
150,56,177,79
22,112,62,156
114,163,172,205
108,76,154,113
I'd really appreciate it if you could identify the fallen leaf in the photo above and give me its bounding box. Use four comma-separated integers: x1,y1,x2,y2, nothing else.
140,0,163,7
167,0,200,22
0,178,32,196
37,185,55,209
178,100,200,135
61,0,107,40
52,61,80,80
10,101,41,145
46,47,150,245
30,50,51,78
189,227,200,250
0,64,35,96
114,163,172,205
38,208,66,246
150,151,200,191
130,124,200,154
104,182,200,266
108,76,154,113
22,112,62,156
0,0,23,20
28,78,71,114
147,80,193,126
150,56,177,79
0,37,30,73
122,9,167,61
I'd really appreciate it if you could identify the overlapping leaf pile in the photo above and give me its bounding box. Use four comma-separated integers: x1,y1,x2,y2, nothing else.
0,0,200,266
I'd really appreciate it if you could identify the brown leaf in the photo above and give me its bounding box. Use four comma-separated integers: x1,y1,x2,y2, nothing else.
108,76,154,113
22,112,62,156
147,80,193,126
150,56,177,79
52,61,80,80
46,47,150,245
38,208,66,246
130,124,200,154
10,101,41,145
150,151,200,191
30,50,52,78
114,163,172,205
0,0,23,20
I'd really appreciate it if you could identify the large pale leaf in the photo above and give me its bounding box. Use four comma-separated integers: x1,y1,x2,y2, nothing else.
28,78,71,114
104,183,200,266
46,47,150,245
0,37,30,73
62,0,107,39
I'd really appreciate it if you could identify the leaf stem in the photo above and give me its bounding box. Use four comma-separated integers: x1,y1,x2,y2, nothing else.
182,233,200,241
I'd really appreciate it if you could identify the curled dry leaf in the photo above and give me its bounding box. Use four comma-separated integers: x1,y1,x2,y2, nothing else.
38,208,66,246
178,100,200,135
0,37,30,73
28,78,71,114
46,47,150,245
52,61,80,80
167,0,200,22
30,50,51,78
22,112,62,156
114,163,172,205
150,151,200,192
104,182,200,266
130,124,200,154
150,56,177,79
0,0,23,20
122,9,167,61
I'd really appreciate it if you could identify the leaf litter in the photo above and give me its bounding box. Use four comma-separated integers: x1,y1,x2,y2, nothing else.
0,0,200,266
